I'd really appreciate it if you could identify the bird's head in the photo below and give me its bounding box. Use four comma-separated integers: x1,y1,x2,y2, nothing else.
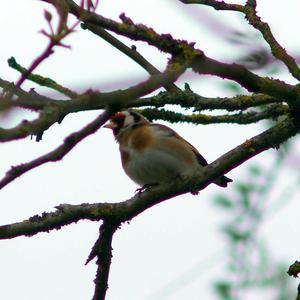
104,111,149,136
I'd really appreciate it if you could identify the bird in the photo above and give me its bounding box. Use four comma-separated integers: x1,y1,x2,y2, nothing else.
104,110,232,192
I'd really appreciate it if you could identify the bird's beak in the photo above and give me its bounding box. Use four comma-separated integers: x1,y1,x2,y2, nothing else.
103,121,116,129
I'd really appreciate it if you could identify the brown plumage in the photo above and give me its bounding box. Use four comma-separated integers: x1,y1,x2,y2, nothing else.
105,111,232,189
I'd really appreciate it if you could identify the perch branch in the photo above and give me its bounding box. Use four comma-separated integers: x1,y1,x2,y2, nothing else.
0,115,298,240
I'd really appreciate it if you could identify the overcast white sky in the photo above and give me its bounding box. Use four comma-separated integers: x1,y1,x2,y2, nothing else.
1,1,300,300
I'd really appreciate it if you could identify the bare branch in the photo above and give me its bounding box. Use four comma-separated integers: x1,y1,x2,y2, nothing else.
90,222,119,300
136,91,282,112
192,57,299,101
81,23,180,93
0,104,62,142
8,57,78,98
61,0,300,101
139,104,288,125
0,77,56,111
179,0,300,81
244,0,300,81
0,115,298,240
0,110,112,190
179,0,244,12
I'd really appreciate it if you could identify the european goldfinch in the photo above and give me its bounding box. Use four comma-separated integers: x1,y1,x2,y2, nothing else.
104,111,232,190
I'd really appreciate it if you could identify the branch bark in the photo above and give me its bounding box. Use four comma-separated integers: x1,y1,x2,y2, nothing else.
0,115,298,240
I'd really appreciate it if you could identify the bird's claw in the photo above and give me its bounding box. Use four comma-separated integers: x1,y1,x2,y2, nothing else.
135,183,158,195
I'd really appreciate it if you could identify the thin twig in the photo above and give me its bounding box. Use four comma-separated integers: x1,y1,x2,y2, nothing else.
244,0,300,81
15,42,55,87
8,57,78,98
179,0,244,11
81,22,180,93
0,77,56,110
138,104,288,125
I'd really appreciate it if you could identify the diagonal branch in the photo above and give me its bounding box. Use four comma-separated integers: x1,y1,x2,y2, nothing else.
244,0,300,81
0,115,298,240
0,60,186,143
0,110,112,190
60,0,300,101
81,22,180,93
179,0,300,81
8,57,78,98
191,56,299,101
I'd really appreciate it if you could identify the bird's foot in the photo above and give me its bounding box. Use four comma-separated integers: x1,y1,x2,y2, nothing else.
135,183,158,195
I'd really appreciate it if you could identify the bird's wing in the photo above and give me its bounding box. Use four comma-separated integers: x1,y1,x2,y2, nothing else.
150,124,208,166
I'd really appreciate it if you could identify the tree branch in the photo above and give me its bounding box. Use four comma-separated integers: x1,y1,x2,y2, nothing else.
136,91,282,112
179,0,300,81
244,0,300,81
0,115,298,240
89,222,119,300
0,61,186,143
0,77,56,111
179,0,244,11
80,22,180,93
8,57,78,98
139,104,288,125
0,110,112,190
0,104,62,142
60,0,300,102
191,57,299,101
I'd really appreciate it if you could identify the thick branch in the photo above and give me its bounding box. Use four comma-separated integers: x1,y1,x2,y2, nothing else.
91,222,119,300
0,115,298,240
179,0,300,81
192,57,299,101
60,0,300,101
